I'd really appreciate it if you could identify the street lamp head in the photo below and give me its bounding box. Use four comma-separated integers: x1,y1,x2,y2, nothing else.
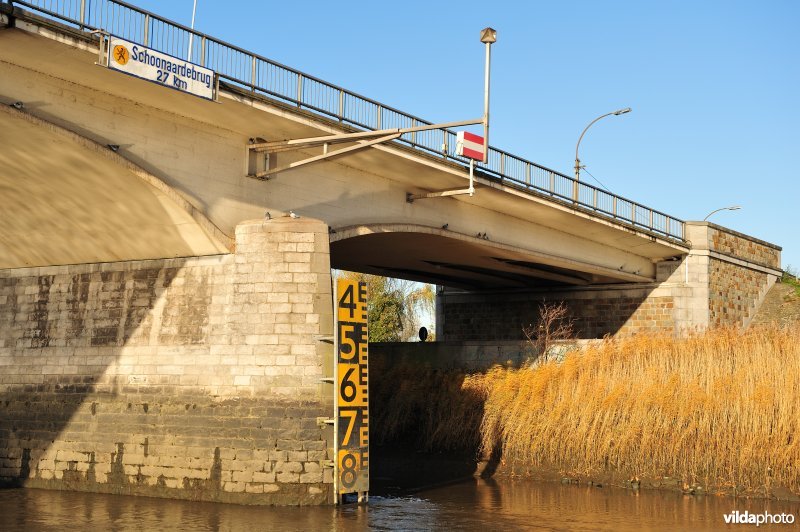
480,27,497,44
574,107,633,186
703,205,742,221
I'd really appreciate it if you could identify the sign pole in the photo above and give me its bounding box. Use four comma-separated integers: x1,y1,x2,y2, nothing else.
479,27,497,164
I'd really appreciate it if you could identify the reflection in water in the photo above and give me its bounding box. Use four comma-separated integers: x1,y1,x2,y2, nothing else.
1,479,798,531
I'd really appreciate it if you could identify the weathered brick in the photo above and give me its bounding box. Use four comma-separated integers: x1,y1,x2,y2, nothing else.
224,481,246,493
276,471,300,483
287,451,308,462
232,470,254,483
276,439,303,451
274,461,303,474
299,471,323,483
304,440,326,451
307,450,327,461
253,471,276,483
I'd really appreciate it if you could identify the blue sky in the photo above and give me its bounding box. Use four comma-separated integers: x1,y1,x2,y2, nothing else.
134,1,799,270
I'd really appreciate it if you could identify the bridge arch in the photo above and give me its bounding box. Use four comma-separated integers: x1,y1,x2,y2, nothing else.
0,105,231,269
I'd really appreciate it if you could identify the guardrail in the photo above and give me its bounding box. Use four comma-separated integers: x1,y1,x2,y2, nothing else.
10,0,685,241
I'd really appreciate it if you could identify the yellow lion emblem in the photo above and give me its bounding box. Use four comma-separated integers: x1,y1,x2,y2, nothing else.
112,45,129,66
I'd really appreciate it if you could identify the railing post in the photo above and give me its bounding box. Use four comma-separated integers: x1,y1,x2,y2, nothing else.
613,196,617,217
593,188,597,209
200,36,206,67
297,74,303,106
251,56,257,91
549,172,555,194
525,162,530,185
143,14,150,46
79,0,86,29
500,153,505,175
410,119,416,145
649,209,654,230
338,89,344,120
376,106,381,129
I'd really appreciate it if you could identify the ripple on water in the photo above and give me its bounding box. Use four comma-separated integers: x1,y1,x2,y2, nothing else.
1,480,798,531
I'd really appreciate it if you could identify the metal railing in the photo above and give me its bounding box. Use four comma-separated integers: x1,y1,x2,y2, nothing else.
10,0,685,241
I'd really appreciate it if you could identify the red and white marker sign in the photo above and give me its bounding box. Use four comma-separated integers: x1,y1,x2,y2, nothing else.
456,131,485,162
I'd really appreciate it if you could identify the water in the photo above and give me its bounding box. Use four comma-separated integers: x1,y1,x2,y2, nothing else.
1,479,798,531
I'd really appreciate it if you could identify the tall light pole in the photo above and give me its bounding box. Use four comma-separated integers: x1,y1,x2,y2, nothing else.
573,107,631,200
703,205,741,221
479,27,497,163
187,0,198,62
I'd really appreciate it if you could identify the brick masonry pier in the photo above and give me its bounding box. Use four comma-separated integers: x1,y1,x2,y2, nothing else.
0,217,335,504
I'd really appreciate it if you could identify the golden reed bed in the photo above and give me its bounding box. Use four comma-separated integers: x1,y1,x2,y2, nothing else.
373,325,800,498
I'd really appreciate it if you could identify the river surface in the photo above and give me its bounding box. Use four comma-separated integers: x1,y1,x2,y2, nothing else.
1,479,798,531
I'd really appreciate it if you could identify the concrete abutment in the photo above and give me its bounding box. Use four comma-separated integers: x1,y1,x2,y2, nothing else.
0,217,335,505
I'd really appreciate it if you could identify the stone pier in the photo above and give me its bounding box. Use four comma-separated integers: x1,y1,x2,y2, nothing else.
0,217,335,505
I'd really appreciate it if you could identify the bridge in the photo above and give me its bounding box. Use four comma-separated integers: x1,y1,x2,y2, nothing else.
0,0,782,505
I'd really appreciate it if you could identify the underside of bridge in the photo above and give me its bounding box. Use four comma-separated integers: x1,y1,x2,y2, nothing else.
331,226,639,290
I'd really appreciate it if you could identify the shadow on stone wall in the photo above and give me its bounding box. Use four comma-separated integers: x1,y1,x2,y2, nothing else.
440,284,675,341
1,265,184,491
0,261,331,505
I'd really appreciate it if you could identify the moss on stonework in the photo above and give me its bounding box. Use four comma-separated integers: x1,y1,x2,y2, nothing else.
781,270,800,298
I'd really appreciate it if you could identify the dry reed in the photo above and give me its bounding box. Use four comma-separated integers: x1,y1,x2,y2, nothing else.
478,325,800,495
371,357,488,451
373,325,800,496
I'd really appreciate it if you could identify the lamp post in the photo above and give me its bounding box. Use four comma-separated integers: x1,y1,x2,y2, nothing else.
479,27,497,163
187,0,198,62
573,107,631,200
703,205,741,221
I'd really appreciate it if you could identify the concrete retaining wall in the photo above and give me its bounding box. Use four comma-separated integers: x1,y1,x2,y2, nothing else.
0,217,335,504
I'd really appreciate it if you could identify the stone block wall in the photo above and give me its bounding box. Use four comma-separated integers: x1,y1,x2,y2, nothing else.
439,286,676,341
695,222,782,327
709,259,771,327
0,217,335,504
708,226,781,269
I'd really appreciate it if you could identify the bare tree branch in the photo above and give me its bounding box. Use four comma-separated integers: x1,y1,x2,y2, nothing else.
522,301,575,363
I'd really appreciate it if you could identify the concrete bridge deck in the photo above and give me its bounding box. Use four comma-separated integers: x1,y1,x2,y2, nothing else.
0,1,689,290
